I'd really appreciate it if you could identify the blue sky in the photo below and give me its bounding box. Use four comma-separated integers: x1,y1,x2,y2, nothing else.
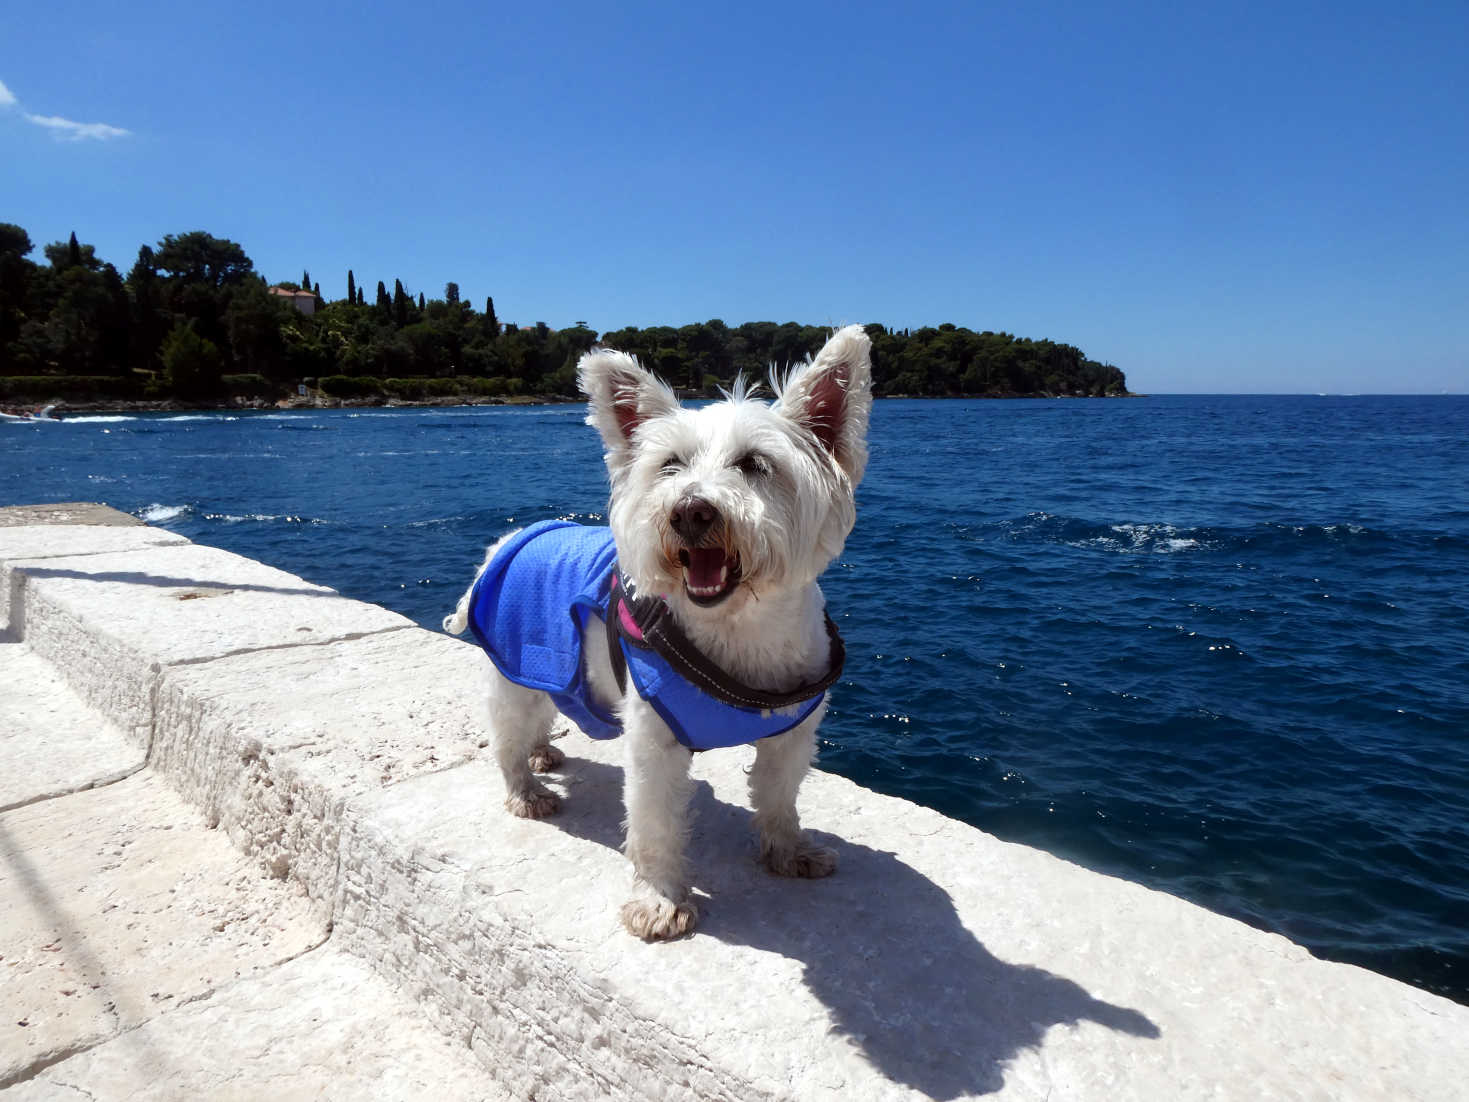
3,1,1465,393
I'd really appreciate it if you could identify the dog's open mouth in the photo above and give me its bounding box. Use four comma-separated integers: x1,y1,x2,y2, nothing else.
677,547,742,607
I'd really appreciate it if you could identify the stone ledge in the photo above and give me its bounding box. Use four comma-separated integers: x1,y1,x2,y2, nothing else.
0,503,143,528
0,521,189,636
5,534,412,743
150,630,490,917
3,513,1467,1100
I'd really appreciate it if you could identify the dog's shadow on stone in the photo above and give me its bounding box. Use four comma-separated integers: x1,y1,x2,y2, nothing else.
551,756,1160,1099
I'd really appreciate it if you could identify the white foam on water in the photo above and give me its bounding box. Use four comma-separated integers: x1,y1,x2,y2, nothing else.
59,415,134,423
138,503,190,524
1075,523,1207,555
201,512,321,525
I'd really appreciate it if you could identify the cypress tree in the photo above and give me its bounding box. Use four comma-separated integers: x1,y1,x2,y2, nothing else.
445,281,459,305
67,231,82,268
376,280,390,312
392,279,408,326
418,291,425,311
484,296,499,338
347,269,355,304
357,286,365,306
302,268,311,290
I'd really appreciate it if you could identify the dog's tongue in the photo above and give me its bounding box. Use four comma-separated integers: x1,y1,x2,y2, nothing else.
685,547,728,591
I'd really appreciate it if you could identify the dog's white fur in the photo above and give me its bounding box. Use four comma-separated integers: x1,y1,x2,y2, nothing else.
445,324,873,940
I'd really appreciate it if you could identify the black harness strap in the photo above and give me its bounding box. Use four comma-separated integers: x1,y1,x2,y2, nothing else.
605,569,845,710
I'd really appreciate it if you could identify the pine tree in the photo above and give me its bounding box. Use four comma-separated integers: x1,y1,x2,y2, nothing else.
347,269,356,304
445,281,459,305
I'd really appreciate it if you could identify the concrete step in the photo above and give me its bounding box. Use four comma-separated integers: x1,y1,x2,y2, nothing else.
2,505,1466,1100
6,947,509,1101
0,641,143,812
0,606,504,1099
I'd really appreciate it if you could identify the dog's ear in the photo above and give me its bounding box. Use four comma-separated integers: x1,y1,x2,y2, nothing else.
776,324,873,486
579,348,680,461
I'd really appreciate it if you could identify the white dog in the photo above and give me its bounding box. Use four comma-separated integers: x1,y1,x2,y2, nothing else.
445,325,872,940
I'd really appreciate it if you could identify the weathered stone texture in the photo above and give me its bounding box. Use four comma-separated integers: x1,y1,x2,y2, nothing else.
0,772,322,1089
7,948,508,1101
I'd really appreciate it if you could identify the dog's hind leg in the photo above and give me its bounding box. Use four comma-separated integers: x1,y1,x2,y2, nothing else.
749,715,838,878
483,661,562,818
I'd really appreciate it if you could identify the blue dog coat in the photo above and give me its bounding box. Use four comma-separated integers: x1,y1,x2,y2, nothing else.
463,519,838,751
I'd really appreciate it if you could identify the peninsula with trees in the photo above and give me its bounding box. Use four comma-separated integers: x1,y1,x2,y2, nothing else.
0,224,1129,407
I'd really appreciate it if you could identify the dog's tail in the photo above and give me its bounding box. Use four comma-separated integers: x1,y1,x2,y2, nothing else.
444,530,519,636
442,589,471,635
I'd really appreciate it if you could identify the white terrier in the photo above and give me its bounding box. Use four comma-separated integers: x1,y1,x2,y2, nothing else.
445,325,872,940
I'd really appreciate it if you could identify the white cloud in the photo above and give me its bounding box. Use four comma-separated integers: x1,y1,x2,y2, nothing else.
24,113,131,141
0,76,130,140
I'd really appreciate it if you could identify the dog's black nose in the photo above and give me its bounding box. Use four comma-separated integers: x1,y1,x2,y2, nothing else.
670,495,718,543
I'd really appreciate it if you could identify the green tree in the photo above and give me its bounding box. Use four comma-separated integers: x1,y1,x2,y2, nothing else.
225,280,291,379
153,232,253,288
347,269,356,304
125,245,166,372
392,279,408,326
0,223,36,351
44,233,100,272
160,320,224,398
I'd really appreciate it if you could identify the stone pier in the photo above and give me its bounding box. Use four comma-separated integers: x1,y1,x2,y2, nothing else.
2,504,1464,1100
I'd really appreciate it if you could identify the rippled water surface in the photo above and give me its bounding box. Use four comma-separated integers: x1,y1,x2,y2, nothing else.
5,395,1467,1002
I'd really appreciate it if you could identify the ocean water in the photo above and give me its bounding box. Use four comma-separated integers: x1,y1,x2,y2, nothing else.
4,395,1467,1003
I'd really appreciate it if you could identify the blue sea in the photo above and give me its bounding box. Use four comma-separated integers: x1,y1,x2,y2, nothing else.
4,395,1467,1003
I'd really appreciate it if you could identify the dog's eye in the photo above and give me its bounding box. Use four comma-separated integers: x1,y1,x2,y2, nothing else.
660,456,684,474
735,452,771,478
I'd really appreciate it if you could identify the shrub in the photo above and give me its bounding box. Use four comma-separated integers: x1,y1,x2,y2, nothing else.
220,373,274,397
318,375,384,399
0,375,142,400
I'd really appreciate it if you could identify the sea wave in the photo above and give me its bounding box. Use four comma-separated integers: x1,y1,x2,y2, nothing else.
997,512,1443,556
1002,513,1211,554
202,511,323,525
137,503,190,524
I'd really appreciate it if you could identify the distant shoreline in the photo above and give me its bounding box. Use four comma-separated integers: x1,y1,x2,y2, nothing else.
13,391,1142,416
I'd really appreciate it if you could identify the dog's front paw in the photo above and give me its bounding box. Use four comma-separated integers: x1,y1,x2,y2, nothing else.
505,787,561,819
527,743,565,773
763,841,838,879
621,898,698,941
